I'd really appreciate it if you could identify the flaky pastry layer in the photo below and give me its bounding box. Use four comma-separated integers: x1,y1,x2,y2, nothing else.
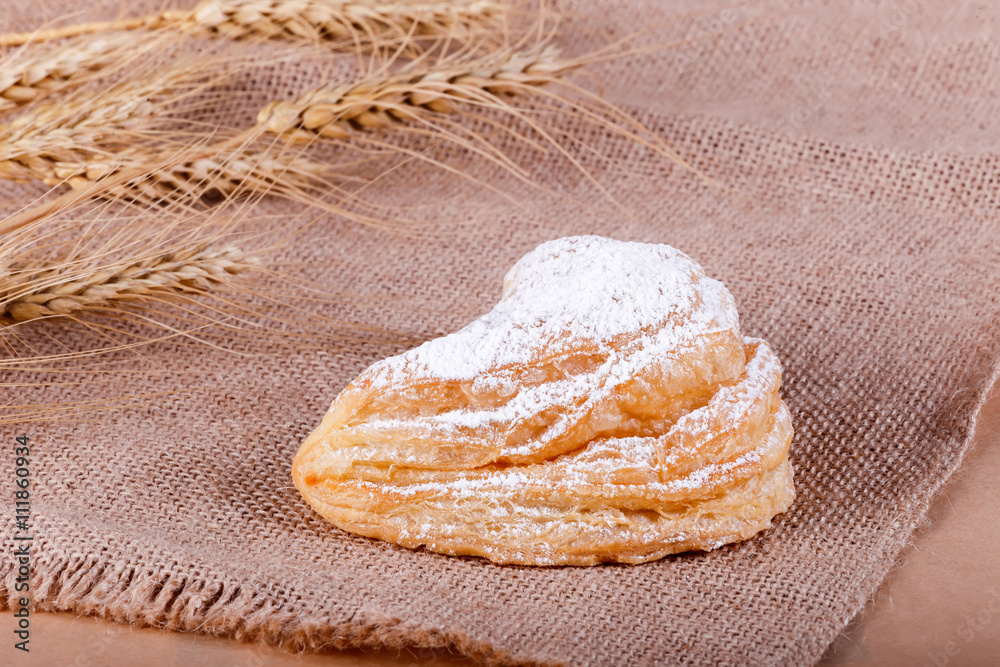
293,237,795,565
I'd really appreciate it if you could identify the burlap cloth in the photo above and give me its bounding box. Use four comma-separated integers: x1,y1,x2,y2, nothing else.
3,1,1000,665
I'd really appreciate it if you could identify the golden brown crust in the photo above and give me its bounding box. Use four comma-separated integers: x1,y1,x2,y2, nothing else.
292,236,795,566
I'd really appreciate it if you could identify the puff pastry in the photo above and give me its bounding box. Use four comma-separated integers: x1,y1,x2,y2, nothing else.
293,236,795,565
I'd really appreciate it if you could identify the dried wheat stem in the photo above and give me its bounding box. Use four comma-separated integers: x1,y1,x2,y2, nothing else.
0,71,337,229
0,56,178,162
257,48,573,140
0,59,259,205
183,0,505,43
1,246,255,322
102,147,324,205
0,89,159,189
0,0,504,48
0,139,327,206
0,32,159,111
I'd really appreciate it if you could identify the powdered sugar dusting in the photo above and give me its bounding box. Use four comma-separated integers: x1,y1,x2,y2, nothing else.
364,236,739,386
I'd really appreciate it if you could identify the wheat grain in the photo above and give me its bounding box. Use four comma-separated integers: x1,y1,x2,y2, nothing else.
0,81,162,192
103,145,327,205
184,0,505,45
0,40,421,222
0,32,145,111
1,245,255,322
257,48,573,140
0,47,326,208
0,56,194,182
0,138,332,208
0,0,506,50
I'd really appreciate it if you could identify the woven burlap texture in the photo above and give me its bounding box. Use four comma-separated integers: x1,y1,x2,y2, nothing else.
3,1,1000,665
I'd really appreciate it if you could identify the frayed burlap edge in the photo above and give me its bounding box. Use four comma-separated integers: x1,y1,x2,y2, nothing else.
814,353,1000,660
1,545,554,666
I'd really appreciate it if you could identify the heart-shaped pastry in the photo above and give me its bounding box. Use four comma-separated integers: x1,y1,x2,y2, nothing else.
293,236,795,565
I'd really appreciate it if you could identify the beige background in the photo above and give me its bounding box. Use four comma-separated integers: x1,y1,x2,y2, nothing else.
1,385,997,666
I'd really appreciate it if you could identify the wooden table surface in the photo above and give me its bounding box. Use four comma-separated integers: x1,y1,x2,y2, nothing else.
3,385,999,666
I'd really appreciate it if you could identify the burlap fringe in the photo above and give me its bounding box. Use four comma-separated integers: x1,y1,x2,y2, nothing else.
1,548,549,666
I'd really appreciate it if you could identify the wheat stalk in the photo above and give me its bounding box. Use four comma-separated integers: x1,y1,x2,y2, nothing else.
0,89,397,233
0,138,332,206
0,57,194,181
254,44,701,228
0,77,167,194
0,32,148,111
1,245,255,323
0,40,439,228
252,47,594,226
0,0,506,50
0,45,337,210
101,144,332,206
182,0,506,44
257,47,573,140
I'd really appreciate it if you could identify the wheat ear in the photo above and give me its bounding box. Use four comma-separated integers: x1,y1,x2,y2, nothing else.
1,246,255,323
100,144,332,207
0,52,205,183
0,85,163,194
0,137,332,207
181,0,506,44
0,0,505,49
0,32,147,111
257,48,574,140
0,49,325,206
